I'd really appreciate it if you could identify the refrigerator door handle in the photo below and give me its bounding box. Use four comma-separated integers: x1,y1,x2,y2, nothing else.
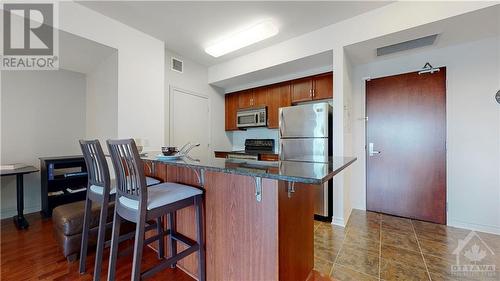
279,110,284,137
280,142,284,160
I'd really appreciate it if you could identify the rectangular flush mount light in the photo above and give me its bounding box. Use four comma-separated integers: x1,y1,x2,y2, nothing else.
205,20,279,57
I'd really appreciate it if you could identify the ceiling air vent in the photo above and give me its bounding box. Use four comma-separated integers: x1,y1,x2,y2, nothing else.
171,57,183,73
376,34,438,57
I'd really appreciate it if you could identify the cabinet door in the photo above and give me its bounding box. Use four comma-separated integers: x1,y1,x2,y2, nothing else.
267,83,291,129
253,87,268,107
291,78,313,103
238,90,254,109
313,72,333,100
225,93,239,131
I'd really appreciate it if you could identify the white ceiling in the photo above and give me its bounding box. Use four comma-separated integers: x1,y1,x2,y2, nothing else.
217,50,333,92
345,5,500,65
78,1,391,66
59,30,117,74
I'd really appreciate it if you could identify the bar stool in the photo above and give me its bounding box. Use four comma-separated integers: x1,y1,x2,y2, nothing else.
106,139,205,281
78,140,162,281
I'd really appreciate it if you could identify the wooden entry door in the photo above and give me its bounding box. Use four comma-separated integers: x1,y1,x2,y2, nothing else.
366,68,446,224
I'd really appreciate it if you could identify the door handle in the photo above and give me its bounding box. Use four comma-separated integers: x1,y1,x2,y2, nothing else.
368,142,381,156
279,110,284,137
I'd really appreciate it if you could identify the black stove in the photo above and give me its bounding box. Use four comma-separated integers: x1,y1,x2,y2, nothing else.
227,139,275,160
244,139,274,152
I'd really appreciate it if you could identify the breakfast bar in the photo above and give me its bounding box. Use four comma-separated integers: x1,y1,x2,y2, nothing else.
142,155,356,281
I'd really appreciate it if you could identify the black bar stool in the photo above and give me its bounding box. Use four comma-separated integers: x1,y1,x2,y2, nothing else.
78,139,162,281
106,139,205,281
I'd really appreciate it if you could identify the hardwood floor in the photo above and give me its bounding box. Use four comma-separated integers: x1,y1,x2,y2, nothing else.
0,213,194,281
2,210,499,281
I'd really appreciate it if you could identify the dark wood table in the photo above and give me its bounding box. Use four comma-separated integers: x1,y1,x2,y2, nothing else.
0,166,39,229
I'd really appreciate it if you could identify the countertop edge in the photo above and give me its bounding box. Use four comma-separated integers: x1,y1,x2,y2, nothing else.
145,157,357,185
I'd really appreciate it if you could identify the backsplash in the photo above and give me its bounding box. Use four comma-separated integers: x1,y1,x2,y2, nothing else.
231,128,279,152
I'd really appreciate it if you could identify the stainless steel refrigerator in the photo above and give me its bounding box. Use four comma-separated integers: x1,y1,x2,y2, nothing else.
279,102,333,220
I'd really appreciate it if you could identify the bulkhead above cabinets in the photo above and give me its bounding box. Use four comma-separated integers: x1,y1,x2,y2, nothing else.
225,71,333,131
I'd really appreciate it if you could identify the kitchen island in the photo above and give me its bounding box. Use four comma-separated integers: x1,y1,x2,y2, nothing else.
142,155,356,281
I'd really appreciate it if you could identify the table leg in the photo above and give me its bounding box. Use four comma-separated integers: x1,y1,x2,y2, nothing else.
13,174,29,229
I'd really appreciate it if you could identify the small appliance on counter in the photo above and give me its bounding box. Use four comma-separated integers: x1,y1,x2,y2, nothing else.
227,139,275,161
279,102,333,221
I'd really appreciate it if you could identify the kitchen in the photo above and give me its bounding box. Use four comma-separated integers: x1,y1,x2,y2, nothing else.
1,2,499,281
149,67,352,279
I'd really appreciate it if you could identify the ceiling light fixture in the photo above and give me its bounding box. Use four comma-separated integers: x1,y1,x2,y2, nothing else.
205,19,279,58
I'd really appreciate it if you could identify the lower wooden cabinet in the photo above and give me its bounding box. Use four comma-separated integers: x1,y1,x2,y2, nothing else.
259,153,279,161
214,151,229,158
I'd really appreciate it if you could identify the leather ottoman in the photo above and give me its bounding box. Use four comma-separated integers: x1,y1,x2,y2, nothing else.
52,200,115,262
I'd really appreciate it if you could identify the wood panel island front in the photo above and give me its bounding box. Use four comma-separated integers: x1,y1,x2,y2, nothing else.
142,156,356,281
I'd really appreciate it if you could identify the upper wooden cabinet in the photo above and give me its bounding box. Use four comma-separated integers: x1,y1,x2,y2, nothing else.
225,93,239,131
313,72,333,100
291,72,333,103
224,72,332,131
291,78,313,103
267,83,291,129
253,87,268,107
237,88,268,109
238,90,254,109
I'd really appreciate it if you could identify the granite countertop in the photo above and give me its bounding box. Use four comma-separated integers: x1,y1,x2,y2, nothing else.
143,153,356,185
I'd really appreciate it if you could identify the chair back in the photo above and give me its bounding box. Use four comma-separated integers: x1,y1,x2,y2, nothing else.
79,139,111,194
106,139,147,206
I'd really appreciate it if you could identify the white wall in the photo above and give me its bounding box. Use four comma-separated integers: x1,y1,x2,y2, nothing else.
208,2,494,84
0,70,86,218
86,52,118,145
60,2,165,147
350,37,500,234
164,49,231,154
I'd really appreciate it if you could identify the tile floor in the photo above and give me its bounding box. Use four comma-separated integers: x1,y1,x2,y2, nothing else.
313,209,500,281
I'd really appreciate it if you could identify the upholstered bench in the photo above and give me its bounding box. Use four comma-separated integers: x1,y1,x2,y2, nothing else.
52,200,115,262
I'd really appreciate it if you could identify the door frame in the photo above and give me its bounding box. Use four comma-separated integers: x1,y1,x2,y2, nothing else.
364,68,448,224
168,85,211,150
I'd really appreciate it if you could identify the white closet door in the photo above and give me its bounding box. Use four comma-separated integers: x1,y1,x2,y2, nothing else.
170,88,210,162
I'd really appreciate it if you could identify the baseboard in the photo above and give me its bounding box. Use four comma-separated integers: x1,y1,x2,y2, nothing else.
448,219,500,235
332,216,346,227
1,205,41,219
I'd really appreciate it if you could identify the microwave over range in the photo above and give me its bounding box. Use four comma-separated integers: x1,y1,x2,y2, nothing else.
237,106,267,128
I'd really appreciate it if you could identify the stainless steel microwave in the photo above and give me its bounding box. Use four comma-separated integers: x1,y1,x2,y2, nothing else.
237,107,267,128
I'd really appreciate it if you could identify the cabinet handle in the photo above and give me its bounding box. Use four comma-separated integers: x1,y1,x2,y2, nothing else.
309,89,312,98
312,89,315,97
